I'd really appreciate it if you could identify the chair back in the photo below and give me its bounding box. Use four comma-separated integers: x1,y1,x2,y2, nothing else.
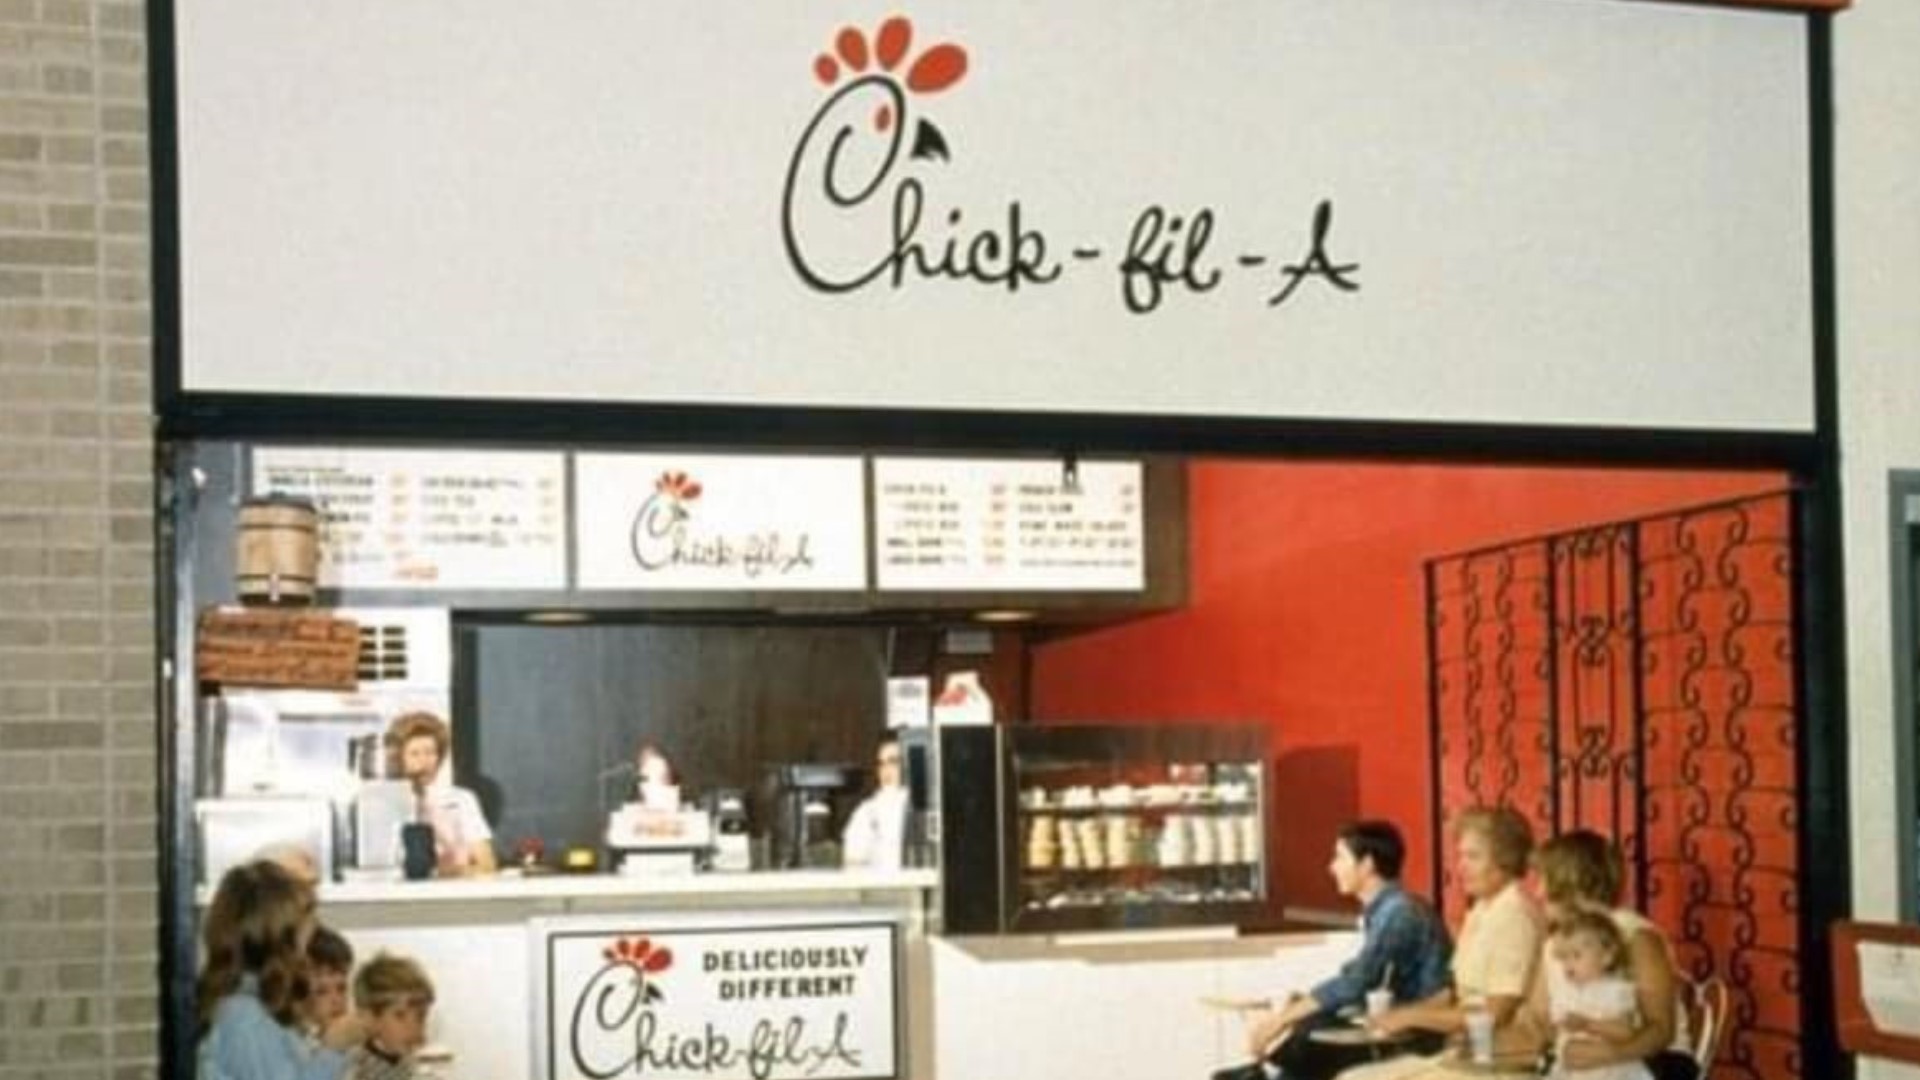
1687,975,1730,1074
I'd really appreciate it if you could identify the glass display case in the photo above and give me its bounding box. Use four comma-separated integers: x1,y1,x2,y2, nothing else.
938,723,1271,934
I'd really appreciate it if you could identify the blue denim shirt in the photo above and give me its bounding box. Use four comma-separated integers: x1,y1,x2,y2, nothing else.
1308,882,1453,1014
199,978,346,1080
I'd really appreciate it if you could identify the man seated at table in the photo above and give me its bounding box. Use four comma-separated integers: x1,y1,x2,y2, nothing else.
1212,820,1453,1080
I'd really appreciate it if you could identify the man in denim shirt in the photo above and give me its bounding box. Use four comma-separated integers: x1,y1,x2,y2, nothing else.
1211,821,1453,1080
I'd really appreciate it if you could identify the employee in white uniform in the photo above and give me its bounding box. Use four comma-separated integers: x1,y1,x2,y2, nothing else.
842,733,909,869
386,711,497,876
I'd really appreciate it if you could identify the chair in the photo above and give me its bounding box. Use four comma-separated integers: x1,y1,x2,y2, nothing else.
1686,975,1730,1074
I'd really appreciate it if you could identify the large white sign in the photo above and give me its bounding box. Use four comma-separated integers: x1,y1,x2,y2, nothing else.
250,447,566,590
171,1,1812,432
537,919,900,1080
874,458,1145,591
574,454,868,590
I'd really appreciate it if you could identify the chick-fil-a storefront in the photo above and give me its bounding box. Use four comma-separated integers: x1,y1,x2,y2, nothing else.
151,2,1849,1078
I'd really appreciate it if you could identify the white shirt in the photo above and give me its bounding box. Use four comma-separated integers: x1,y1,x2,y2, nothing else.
421,785,492,871
842,786,909,869
1549,974,1651,1080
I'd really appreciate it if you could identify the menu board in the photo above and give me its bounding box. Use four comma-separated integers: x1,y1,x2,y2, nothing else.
250,447,566,590
873,459,1145,592
574,453,867,591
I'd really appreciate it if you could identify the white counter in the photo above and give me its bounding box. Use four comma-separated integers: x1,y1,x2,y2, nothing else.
205,871,1349,1080
309,870,937,1080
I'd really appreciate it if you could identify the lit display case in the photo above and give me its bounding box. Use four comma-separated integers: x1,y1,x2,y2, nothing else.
938,723,1270,934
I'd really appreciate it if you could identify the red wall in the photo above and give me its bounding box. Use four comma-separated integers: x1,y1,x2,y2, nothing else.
1028,461,1786,910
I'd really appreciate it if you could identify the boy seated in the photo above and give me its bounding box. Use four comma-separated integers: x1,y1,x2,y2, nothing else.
347,952,436,1080
302,926,355,1042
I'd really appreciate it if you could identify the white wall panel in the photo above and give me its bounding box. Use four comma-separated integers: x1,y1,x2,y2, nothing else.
171,0,1812,431
1839,0,1920,1075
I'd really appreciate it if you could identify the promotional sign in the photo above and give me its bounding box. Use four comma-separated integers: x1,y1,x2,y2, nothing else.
194,609,360,690
874,458,1145,591
574,454,867,590
537,919,900,1080
172,1,1812,431
250,447,566,590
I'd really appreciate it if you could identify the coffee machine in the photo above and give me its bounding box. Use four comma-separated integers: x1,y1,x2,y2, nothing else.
768,763,857,869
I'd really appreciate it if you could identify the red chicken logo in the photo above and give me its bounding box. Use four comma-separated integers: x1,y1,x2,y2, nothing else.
810,16,968,161
601,936,674,1004
652,471,703,504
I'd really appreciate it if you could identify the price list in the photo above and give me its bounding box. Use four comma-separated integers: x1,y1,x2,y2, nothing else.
251,448,567,589
873,459,1145,591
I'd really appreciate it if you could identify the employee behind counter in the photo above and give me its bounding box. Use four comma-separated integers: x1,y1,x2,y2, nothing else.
388,711,496,877
842,733,909,870
404,733,911,878
613,735,910,873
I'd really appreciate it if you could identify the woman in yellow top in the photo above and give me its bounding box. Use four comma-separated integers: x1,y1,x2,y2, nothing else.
1334,806,1545,1080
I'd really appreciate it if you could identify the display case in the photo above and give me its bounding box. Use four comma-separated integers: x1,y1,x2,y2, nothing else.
938,723,1271,934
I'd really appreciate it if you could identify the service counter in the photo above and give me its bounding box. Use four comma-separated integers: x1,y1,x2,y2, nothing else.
307,869,936,1080
266,869,1346,1079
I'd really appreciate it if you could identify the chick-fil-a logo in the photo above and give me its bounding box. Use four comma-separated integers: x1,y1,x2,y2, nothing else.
780,15,1359,315
629,470,817,579
568,936,861,1080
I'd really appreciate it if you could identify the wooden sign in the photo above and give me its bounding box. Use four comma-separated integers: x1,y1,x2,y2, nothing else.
195,609,361,690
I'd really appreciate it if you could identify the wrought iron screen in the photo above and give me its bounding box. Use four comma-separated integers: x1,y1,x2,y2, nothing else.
1426,492,1799,1080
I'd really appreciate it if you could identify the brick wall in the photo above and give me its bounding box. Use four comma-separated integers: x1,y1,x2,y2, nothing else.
0,1,157,1077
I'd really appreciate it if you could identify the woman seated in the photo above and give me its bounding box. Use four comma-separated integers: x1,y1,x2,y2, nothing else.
1509,831,1697,1080
1333,805,1546,1080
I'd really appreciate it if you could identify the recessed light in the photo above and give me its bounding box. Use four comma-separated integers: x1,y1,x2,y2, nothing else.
524,611,590,624
973,609,1035,623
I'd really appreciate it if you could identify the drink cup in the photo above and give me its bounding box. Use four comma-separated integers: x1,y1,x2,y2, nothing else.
1464,1008,1495,1065
1366,988,1392,1022
400,822,437,880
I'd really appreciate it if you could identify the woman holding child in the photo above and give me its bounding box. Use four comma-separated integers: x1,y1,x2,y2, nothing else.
197,860,359,1080
200,859,444,1080
1516,831,1697,1080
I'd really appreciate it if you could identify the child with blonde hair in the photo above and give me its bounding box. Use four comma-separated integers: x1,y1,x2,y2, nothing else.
1546,909,1653,1080
345,952,437,1080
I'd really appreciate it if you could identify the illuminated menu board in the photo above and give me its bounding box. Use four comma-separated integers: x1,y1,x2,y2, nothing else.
873,458,1145,591
250,447,566,590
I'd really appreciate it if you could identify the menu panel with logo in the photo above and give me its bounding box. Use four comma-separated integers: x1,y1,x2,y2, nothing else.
574,453,868,591
873,458,1145,592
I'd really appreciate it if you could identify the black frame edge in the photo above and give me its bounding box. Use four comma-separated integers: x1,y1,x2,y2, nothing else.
157,392,1825,473
1799,11,1853,1080
148,0,182,422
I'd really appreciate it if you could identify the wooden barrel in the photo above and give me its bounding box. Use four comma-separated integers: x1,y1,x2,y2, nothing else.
235,496,319,606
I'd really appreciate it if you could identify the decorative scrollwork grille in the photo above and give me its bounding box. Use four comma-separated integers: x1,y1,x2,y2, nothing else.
1427,492,1799,1080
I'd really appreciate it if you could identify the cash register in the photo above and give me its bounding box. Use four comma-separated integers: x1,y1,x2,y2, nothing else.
605,782,711,876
